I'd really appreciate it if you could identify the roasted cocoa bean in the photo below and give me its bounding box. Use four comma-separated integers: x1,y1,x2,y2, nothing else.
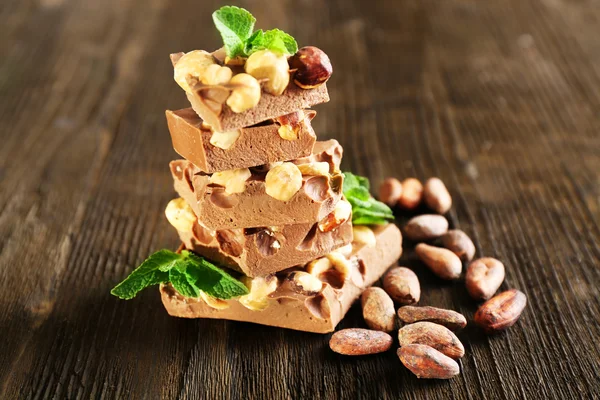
474,289,527,333
398,344,460,379
379,177,403,206
404,214,449,241
397,306,467,331
383,267,420,305
398,321,465,359
423,177,452,214
361,287,396,332
415,243,462,280
398,178,423,210
440,230,476,262
466,257,505,300
329,328,393,355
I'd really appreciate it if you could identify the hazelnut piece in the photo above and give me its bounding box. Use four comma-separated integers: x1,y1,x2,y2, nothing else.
245,50,290,96
289,46,333,89
165,198,197,232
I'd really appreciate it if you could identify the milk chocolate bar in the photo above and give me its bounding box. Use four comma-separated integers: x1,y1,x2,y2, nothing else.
170,140,344,230
160,223,402,333
186,82,329,132
174,201,353,277
166,108,317,173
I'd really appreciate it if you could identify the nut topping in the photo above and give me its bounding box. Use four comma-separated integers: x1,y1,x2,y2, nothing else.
165,198,197,232
239,275,278,311
245,49,290,96
226,73,261,113
209,168,251,194
286,271,323,295
318,199,352,232
209,129,241,150
352,226,377,248
289,46,333,89
172,50,216,93
265,162,303,201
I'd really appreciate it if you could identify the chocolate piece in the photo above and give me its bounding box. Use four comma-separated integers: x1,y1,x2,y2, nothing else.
175,205,353,277
170,140,344,230
187,82,329,132
166,108,317,173
160,223,402,333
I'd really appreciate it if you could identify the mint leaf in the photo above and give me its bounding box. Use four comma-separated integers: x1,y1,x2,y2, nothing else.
343,172,395,225
110,250,180,299
245,28,298,56
212,6,256,58
111,249,249,300
183,251,249,299
169,265,200,298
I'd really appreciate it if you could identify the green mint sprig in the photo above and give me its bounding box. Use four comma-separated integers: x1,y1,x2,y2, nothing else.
343,172,395,225
111,249,249,300
212,6,298,58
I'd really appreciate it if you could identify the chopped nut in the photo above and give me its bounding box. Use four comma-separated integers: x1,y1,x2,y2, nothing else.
276,111,304,140
199,290,229,310
201,63,233,86
226,73,261,113
210,129,241,150
209,168,251,194
265,162,303,201
297,162,330,176
333,243,353,258
352,226,377,248
326,252,352,281
165,198,197,232
239,275,278,311
318,199,352,232
245,49,290,96
286,271,323,295
173,50,215,93
306,257,332,276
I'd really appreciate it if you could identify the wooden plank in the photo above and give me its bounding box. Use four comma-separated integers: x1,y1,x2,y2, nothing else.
0,0,598,398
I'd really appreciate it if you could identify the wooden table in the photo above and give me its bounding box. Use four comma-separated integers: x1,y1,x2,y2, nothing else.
1,0,599,398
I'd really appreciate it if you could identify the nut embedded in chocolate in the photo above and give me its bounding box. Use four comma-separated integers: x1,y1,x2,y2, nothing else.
289,46,333,89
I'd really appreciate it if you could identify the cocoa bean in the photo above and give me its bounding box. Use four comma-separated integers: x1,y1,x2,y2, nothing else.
415,243,462,280
361,287,396,332
398,178,423,210
474,289,527,333
423,177,452,214
398,344,460,379
397,306,467,331
379,177,403,206
398,321,465,359
466,257,505,300
440,230,476,262
383,267,420,305
329,328,393,355
404,214,448,241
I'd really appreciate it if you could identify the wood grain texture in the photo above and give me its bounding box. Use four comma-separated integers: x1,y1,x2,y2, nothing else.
1,0,599,399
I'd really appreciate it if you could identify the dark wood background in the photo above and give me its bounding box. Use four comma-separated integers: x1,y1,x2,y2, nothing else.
1,0,599,398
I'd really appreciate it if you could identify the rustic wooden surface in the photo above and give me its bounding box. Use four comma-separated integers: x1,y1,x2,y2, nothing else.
1,0,599,398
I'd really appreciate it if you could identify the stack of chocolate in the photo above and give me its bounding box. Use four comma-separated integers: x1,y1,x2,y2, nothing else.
159,44,401,333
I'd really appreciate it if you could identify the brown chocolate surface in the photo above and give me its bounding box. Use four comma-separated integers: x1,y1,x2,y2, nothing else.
176,204,353,277
166,108,317,173
170,140,344,230
187,82,329,132
160,223,402,333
